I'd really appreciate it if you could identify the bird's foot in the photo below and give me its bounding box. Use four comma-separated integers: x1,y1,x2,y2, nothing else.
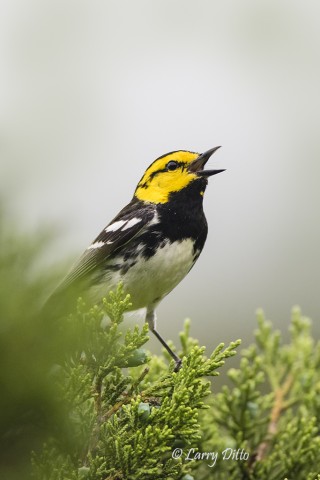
173,357,182,372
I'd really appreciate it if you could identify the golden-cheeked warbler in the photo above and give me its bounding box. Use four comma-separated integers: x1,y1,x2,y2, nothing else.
54,147,224,370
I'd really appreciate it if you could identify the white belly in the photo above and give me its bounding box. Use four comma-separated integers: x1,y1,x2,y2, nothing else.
90,239,197,310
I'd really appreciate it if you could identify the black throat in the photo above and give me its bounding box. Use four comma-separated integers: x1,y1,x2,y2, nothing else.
125,180,209,261
155,179,209,252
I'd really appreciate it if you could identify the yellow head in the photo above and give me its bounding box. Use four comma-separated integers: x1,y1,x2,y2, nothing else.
134,147,223,204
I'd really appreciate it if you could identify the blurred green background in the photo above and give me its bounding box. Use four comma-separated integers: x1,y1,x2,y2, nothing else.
1,2,319,364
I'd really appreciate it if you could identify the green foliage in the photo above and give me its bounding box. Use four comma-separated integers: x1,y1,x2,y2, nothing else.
0,209,76,480
198,308,320,480
31,293,320,480
32,285,240,480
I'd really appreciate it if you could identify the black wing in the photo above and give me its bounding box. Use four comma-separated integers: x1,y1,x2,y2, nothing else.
56,199,156,292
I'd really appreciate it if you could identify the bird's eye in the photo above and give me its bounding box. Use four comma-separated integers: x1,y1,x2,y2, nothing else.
166,161,178,171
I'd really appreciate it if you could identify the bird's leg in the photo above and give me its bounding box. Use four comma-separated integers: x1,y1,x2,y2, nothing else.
146,308,182,372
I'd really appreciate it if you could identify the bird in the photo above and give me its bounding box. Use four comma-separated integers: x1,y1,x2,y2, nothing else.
51,147,224,370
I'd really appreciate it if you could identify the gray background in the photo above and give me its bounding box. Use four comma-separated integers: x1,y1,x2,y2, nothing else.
1,0,319,353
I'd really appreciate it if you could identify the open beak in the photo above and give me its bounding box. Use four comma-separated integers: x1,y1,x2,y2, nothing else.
188,146,225,177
